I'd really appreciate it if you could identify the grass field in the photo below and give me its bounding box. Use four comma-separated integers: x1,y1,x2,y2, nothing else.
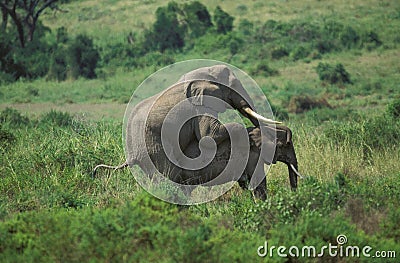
1,0,399,262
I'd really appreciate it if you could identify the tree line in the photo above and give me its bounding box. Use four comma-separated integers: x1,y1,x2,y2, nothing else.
0,0,382,83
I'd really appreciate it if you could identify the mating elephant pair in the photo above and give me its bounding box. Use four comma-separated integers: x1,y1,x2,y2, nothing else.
94,65,302,201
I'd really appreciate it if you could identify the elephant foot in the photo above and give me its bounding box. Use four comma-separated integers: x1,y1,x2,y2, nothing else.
252,188,267,202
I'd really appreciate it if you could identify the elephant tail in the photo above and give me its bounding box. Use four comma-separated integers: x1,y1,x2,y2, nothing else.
92,161,128,178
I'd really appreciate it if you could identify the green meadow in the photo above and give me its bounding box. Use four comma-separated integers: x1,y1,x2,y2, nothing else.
0,0,399,261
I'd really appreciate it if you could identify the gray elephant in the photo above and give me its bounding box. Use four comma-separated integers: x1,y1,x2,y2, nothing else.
94,65,301,200
179,125,301,200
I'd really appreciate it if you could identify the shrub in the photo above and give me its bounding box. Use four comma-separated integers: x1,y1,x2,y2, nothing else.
387,99,400,118
323,114,400,150
67,34,100,79
100,43,141,69
339,25,360,49
40,110,74,127
144,2,185,52
0,108,30,127
56,26,69,44
303,107,356,123
238,19,253,36
47,47,68,81
192,32,231,54
0,128,16,149
381,204,400,240
270,45,289,59
227,33,244,56
270,104,289,121
288,95,332,113
316,62,352,85
137,51,175,68
214,6,234,34
249,61,279,77
0,34,25,82
290,45,312,61
182,1,213,38
363,30,382,50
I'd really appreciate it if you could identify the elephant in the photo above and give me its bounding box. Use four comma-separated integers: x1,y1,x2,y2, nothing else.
178,125,301,200
93,65,302,200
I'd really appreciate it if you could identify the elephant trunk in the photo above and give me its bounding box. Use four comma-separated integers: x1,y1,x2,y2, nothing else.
287,161,298,191
285,143,304,190
275,132,300,191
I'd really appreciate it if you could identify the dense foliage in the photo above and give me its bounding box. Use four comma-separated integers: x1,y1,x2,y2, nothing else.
0,107,399,261
1,0,385,82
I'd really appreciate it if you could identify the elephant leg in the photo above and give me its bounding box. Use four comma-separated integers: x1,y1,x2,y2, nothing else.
245,148,267,201
149,150,183,183
253,177,267,201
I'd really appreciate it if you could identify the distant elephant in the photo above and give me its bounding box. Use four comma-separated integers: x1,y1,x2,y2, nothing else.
93,65,297,200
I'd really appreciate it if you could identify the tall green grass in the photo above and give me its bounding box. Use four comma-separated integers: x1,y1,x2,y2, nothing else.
0,108,399,261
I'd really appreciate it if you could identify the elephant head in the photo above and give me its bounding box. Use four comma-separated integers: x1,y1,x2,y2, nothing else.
180,65,281,126
248,125,302,190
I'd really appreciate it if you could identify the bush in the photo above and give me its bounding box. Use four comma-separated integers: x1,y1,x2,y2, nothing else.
67,34,100,79
316,62,352,85
182,1,213,38
47,47,68,81
0,108,30,128
288,95,332,113
0,34,25,82
137,51,175,68
270,45,289,59
100,43,141,69
40,110,74,127
144,2,185,52
323,113,400,150
339,25,360,49
270,104,289,121
249,61,279,77
193,32,232,54
214,6,234,34
290,45,312,61
387,99,400,118
0,128,16,149
238,19,253,36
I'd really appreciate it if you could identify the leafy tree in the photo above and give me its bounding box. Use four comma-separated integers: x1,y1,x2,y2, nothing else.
1,21,52,80
0,0,60,47
0,33,24,82
213,6,233,34
182,1,212,38
67,34,99,79
48,47,67,81
145,2,185,52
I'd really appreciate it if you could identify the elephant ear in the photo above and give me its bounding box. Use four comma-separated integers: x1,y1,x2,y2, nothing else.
185,81,223,108
185,81,204,105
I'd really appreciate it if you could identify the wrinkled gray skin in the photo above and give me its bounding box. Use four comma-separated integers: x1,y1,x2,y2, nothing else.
181,125,298,200
126,66,260,177
96,65,299,200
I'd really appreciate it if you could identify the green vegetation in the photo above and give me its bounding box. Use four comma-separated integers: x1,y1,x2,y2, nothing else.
0,0,399,261
0,107,399,261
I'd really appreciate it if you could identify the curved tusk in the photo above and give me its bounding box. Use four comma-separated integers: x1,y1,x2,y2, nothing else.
244,107,282,125
290,163,304,179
